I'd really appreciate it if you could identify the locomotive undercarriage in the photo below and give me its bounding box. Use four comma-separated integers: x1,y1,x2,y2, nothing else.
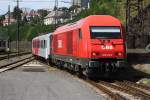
84,60,126,77
51,55,126,78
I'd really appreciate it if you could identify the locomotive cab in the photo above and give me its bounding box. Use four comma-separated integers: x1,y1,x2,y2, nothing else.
87,26,127,76
90,26,125,59
75,16,127,77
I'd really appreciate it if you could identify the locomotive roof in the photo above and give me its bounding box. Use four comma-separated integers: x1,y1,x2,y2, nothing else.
53,15,121,34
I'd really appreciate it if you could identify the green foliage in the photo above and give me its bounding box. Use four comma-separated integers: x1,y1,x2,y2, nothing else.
0,15,5,26
0,23,54,41
0,26,7,38
72,0,150,24
12,6,22,20
1,0,149,41
69,0,125,23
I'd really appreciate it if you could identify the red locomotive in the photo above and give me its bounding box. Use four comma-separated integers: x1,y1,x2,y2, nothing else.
51,15,127,77
32,15,127,77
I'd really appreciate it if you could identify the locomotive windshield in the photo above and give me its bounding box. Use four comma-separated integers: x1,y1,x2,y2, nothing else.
90,27,121,39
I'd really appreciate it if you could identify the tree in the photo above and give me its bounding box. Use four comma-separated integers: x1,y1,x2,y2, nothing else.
0,15,5,26
22,16,28,24
37,9,48,24
12,6,22,20
59,7,70,19
59,7,69,12
32,15,41,24
37,9,48,18
53,6,57,11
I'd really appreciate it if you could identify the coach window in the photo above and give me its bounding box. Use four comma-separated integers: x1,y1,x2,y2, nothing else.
35,41,37,48
40,40,41,48
2,41,5,47
41,40,42,48
44,40,46,48
37,41,39,48
43,40,45,48
36,41,37,48
34,41,35,48
79,29,82,39
42,40,44,48
40,40,43,48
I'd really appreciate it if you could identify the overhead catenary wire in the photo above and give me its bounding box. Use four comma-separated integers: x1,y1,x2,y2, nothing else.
0,0,55,2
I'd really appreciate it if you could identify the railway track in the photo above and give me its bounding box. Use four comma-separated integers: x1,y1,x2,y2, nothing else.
123,81,150,92
86,80,127,100
36,59,150,100
0,52,31,61
114,81,150,100
0,56,34,73
96,81,150,100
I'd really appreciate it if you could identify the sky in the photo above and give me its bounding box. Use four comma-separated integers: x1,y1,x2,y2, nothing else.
0,0,72,15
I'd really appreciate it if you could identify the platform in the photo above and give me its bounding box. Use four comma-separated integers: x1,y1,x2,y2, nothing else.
0,61,106,100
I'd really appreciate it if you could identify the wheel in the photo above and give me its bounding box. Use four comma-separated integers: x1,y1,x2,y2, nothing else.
75,65,83,78
46,59,50,66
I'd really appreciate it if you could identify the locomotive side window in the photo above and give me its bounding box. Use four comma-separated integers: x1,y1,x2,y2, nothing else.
90,27,121,39
79,29,82,39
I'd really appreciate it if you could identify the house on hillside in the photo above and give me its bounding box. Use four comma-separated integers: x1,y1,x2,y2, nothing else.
2,14,16,26
21,9,40,21
72,0,90,9
44,11,64,25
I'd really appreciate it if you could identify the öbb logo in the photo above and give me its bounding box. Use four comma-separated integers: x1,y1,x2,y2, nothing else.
101,45,113,50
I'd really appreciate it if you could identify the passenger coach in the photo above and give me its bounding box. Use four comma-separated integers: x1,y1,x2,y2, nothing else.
51,15,127,77
32,33,52,63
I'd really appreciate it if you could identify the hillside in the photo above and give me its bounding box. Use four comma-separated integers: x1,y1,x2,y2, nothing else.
0,23,54,41
69,0,126,23
0,0,149,41
72,0,150,24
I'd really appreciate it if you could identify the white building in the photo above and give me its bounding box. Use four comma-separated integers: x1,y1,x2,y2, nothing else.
72,0,90,9
44,11,64,25
2,14,16,26
72,0,81,6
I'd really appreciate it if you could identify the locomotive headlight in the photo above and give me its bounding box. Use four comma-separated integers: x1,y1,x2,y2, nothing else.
117,52,122,56
92,52,96,56
92,52,99,56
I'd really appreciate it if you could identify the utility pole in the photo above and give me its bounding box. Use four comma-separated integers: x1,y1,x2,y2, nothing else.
54,0,58,29
7,5,10,60
17,0,20,56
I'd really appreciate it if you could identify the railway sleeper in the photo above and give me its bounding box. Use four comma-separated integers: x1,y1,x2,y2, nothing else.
123,81,150,92
100,81,149,100
115,81,150,100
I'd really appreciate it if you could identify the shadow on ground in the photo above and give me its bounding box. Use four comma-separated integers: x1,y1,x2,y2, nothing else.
110,52,150,82
127,52,150,64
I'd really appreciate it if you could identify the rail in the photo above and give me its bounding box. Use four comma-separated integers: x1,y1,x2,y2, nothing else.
0,52,31,61
0,56,34,73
